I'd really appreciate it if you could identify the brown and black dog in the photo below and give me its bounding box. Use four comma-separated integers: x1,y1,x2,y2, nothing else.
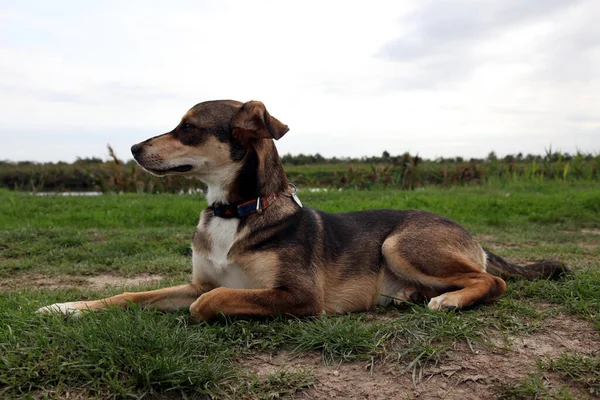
37,100,568,320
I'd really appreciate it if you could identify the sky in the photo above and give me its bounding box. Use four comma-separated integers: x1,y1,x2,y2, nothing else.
1,0,598,162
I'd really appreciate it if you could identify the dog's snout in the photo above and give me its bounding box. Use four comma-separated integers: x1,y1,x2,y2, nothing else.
131,144,142,157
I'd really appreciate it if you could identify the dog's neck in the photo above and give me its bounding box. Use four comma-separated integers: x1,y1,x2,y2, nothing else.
205,139,288,205
203,162,240,205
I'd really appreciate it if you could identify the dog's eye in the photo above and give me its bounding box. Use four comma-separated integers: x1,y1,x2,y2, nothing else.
182,122,194,131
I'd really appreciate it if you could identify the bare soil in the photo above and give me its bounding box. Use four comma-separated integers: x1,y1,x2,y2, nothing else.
85,273,163,289
242,314,600,400
0,273,163,290
581,229,600,235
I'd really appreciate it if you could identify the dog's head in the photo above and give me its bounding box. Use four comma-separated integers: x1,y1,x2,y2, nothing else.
131,100,289,185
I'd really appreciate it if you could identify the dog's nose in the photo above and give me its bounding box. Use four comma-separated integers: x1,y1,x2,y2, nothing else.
130,144,142,157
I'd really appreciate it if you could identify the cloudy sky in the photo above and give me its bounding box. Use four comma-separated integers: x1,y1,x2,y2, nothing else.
1,0,598,162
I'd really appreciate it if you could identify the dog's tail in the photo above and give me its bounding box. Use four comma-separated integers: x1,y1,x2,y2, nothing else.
484,249,570,280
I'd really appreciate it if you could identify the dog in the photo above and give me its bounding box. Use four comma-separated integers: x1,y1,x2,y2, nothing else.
37,100,569,320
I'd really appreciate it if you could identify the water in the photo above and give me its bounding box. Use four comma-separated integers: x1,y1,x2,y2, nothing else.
30,188,336,196
33,192,103,196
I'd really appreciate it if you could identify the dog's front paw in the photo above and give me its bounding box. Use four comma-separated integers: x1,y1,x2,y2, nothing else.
36,302,84,318
189,288,226,321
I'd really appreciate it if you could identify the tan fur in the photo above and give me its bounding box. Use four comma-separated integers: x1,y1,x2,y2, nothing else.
321,273,380,314
231,101,289,140
232,251,280,289
189,287,317,321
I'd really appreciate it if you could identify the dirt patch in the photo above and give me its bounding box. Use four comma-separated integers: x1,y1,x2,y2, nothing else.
582,229,600,235
0,273,163,290
28,389,97,400
242,352,413,400
0,274,84,290
508,314,599,357
85,274,163,289
474,234,497,243
579,242,599,252
242,314,600,399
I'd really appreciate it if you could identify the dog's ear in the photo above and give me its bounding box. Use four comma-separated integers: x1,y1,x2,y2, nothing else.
231,101,289,141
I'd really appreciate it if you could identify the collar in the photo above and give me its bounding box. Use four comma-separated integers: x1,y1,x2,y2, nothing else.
211,192,282,218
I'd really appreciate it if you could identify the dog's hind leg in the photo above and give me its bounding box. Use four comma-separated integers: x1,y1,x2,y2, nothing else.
36,281,212,317
425,272,506,310
381,229,506,310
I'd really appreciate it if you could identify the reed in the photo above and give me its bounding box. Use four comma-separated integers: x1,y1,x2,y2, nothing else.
1,148,598,193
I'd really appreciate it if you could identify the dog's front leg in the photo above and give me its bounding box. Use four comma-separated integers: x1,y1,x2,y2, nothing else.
189,287,320,321
36,281,213,317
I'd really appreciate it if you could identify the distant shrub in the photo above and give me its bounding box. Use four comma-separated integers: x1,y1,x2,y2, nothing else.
1,148,598,193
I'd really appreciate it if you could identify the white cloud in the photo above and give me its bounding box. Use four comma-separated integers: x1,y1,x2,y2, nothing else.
0,0,598,162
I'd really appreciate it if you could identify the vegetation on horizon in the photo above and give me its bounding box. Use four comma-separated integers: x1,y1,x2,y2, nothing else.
0,146,598,193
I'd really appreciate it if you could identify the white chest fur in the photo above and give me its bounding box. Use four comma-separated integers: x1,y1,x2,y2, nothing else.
192,216,258,289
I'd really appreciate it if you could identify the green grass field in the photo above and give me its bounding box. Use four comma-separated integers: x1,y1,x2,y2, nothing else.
1,182,599,399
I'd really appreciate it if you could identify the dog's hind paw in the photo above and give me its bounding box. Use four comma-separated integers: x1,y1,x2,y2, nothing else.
427,294,460,311
36,302,84,318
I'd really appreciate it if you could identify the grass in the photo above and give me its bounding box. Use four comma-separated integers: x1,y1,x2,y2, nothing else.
1,302,236,397
0,181,599,398
497,373,581,400
540,353,600,396
511,268,600,330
